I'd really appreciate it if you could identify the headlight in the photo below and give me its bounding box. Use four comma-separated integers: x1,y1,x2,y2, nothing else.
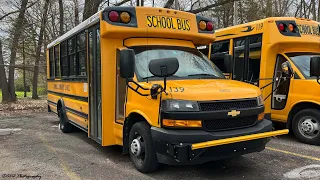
162,100,200,112
257,95,264,106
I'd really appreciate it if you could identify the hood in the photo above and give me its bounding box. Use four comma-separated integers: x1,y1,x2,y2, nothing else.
141,79,261,101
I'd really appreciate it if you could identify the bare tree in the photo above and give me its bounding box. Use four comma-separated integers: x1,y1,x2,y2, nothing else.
0,40,10,102
32,0,50,99
82,0,102,21
74,0,79,26
7,0,29,102
59,0,64,35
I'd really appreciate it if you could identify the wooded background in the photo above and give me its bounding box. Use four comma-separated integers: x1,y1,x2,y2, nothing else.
0,0,319,102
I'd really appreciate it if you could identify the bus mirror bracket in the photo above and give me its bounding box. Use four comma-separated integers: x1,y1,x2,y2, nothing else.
310,56,320,85
149,57,179,93
224,54,233,73
119,49,150,96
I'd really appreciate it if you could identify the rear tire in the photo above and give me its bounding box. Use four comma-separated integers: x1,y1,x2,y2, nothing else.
58,107,74,133
292,109,320,145
129,121,159,173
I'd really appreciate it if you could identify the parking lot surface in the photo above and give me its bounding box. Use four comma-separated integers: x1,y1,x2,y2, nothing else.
0,113,319,180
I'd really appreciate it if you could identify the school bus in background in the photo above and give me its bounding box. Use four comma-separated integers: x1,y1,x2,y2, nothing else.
205,17,320,145
46,7,288,173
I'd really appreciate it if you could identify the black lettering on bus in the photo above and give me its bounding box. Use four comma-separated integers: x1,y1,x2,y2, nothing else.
152,16,157,27
157,16,162,28
147,16,152,27
177,19,181,30
161,17,167,28
167,17,172,28
186,20,190,31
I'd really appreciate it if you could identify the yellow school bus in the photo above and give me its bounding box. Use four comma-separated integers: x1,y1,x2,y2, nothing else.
46,7,288,172
206,17,320,145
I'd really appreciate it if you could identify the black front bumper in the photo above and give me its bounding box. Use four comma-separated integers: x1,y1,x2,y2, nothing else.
151,119,272,165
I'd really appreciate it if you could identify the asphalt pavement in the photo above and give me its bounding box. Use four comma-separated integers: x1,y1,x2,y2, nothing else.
0,113,319,180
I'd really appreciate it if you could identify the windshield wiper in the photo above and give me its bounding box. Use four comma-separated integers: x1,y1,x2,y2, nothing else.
143,75,180,80
188,73,217,77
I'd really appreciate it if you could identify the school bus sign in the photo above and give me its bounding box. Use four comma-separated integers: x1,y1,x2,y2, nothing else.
297,23,320,36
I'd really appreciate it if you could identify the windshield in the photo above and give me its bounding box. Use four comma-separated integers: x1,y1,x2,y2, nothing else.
286,52,320,78
132,46,225,81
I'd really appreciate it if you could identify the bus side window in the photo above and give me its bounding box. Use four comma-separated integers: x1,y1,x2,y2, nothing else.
248,35,262,84
68,37,76,76
54,45,60,78
60,41,68,77
210,41,230,72
49,48,55,78
233,38,245,81
77,32,87,77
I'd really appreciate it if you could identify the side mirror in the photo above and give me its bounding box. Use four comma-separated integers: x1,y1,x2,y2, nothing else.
281,61,293,76
224,54,233,73
149,57,179,77
310,56,320,77
119,49,135,79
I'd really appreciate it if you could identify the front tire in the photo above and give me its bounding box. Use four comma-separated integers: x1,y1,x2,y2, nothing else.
59,107,74,133
292,109,320,145
129,121,159,173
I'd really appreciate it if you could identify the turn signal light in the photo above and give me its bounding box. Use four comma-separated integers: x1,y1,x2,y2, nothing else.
199,21,206,31
198,20,214,31
162,119,202,128
288,23,295,32
258,112,265,121
120,12,131,23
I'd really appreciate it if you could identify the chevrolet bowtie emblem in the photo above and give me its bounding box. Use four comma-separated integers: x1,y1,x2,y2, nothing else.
228,110,240,117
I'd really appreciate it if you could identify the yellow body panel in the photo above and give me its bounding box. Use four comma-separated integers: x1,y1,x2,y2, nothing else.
211,17,320,124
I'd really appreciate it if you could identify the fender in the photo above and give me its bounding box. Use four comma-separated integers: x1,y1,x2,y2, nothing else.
122,109,155,154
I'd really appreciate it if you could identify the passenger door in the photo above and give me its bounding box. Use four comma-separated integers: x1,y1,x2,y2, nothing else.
88,25,102,143
271,54,292,121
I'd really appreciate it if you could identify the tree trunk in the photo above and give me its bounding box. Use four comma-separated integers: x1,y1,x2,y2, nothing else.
82,0,101,21
32,0,50,99
7,0,29,102
59,0,64,36
23,40,27,97
311,0,316,20
0,40,10,102
318,0,320,21
74,0,79,26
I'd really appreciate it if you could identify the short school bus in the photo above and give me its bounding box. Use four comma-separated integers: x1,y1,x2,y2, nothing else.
46,7,288,173
206,17,320,145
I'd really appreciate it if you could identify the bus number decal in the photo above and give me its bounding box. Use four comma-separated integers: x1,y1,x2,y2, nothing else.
169,87,184,92
146,16,190,31
256,23,263,31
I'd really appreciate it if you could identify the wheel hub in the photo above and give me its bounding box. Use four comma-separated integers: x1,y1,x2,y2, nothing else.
131,137,143,157
299,118,319,138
